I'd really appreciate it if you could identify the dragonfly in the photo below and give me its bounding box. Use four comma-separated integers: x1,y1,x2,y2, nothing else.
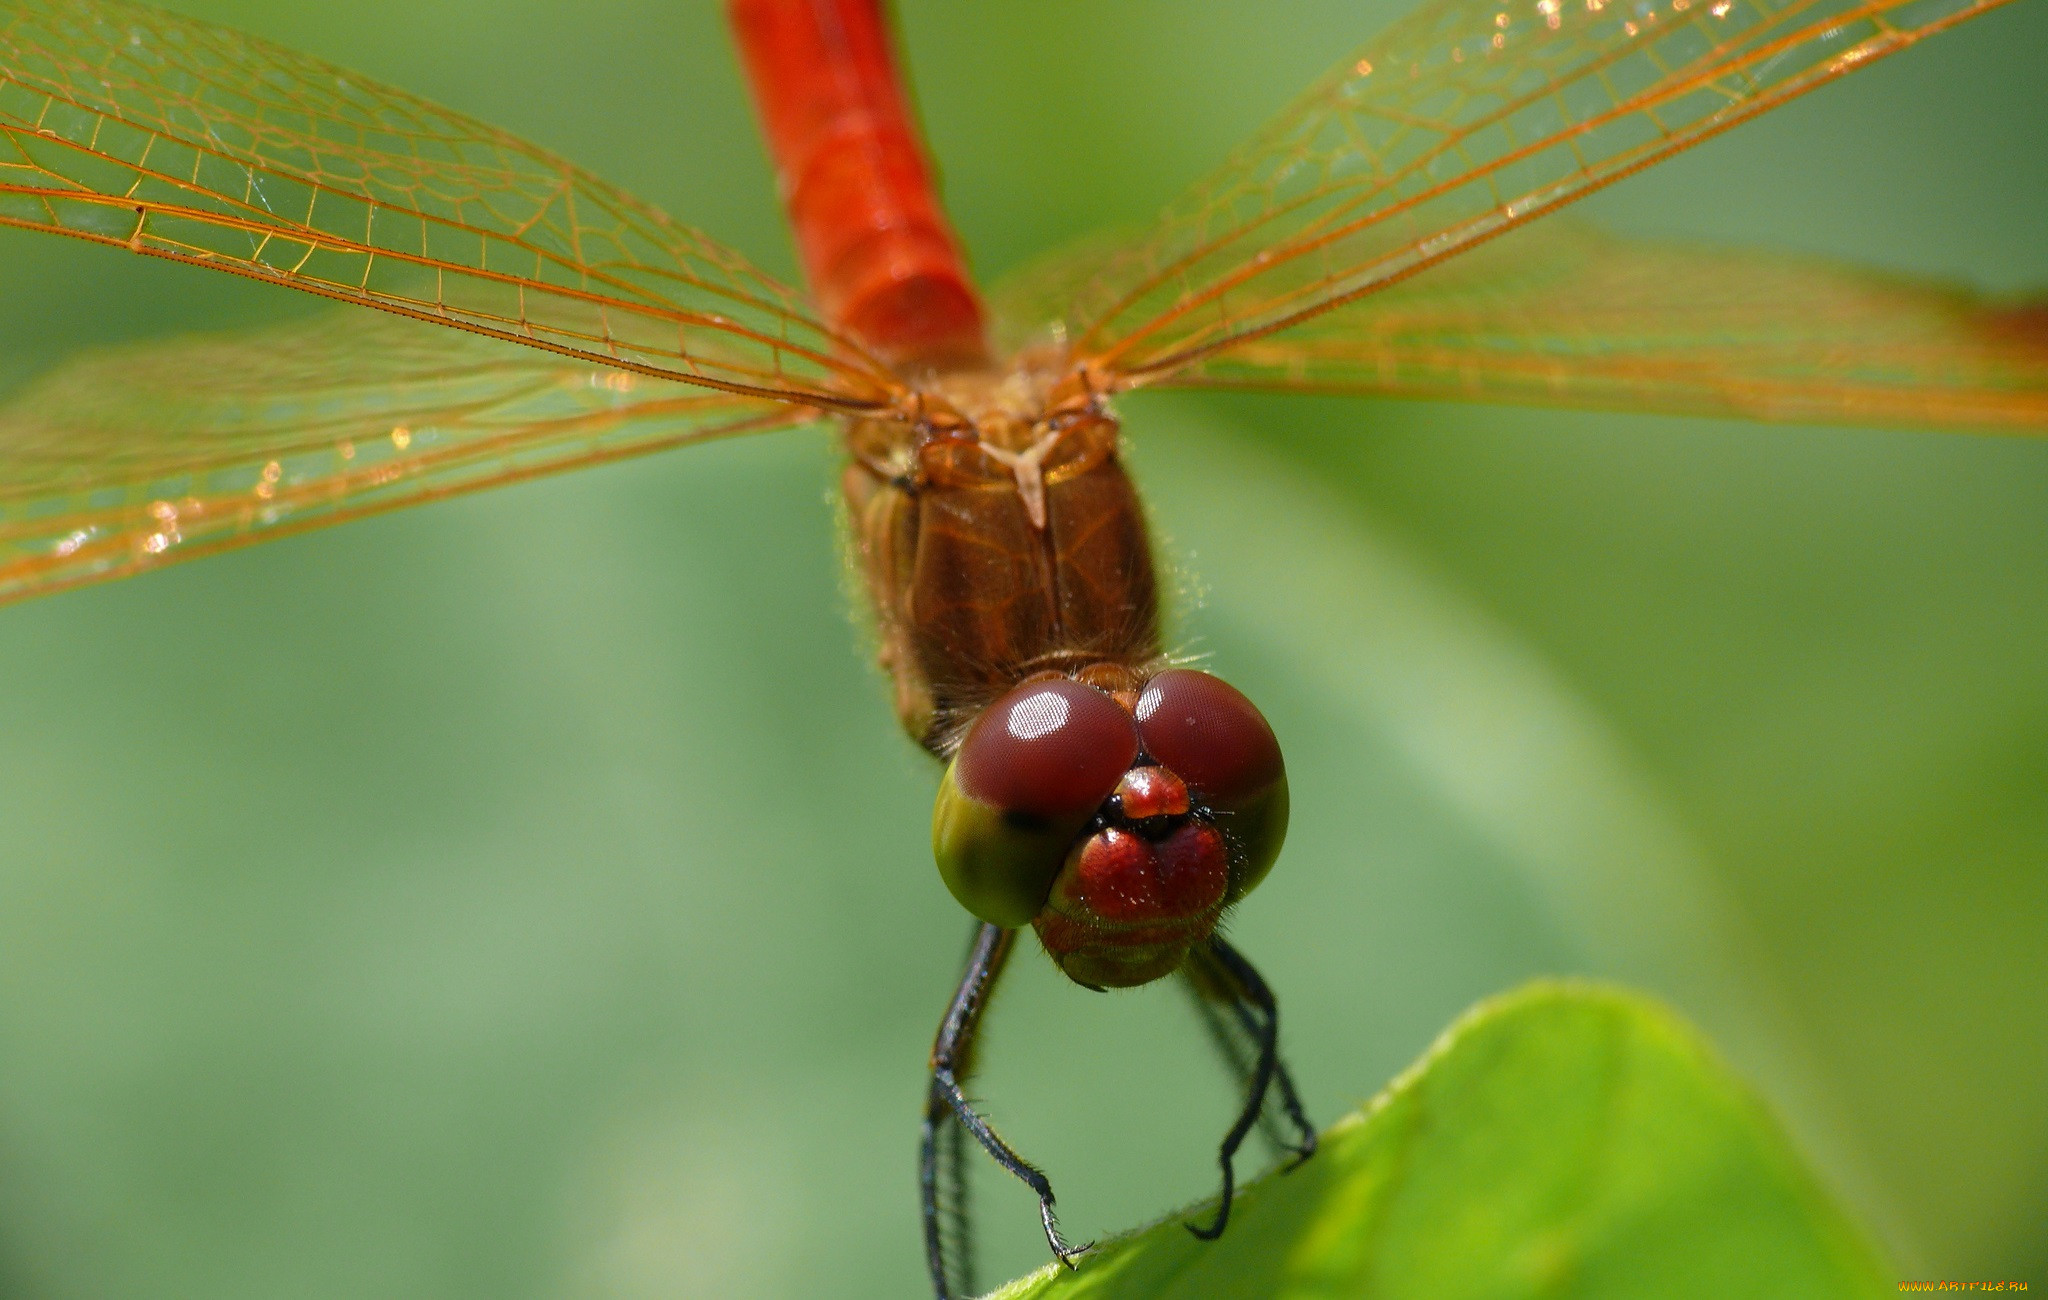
3,0,2044,1295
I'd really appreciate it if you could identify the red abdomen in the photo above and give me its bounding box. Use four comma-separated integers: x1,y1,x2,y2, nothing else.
727,0,988,370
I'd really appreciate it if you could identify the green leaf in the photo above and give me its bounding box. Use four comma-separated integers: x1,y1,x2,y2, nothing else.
990,982,1888,1300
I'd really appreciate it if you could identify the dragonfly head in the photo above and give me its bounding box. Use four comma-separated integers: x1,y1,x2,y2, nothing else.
931,668,1288,989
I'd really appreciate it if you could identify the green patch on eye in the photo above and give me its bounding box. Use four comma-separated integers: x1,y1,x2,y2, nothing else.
932,756,1084,928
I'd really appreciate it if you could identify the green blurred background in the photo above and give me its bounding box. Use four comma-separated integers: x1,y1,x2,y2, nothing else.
1,0,2043,1295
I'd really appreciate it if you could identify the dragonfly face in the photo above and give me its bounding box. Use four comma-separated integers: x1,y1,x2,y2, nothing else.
933,667,1289,988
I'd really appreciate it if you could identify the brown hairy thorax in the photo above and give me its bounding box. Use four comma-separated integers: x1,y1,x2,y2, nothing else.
840,353,1166,754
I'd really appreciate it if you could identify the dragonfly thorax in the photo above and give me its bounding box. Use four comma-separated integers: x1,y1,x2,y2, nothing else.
841,370,1159,752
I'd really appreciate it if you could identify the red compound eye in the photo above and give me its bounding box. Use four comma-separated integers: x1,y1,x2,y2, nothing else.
1134,670,1283,807
933,678,1143,928
954,678,1139,821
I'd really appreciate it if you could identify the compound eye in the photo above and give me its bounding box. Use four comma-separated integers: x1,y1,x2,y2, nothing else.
932,679,1140,927
1135,670,1283,806
955,678,1140,819
1134,669,1288,902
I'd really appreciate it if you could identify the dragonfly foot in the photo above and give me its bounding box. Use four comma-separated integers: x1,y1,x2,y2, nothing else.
1034,1189,1092,1268
1284,1128,1319,1171
1184,1176,1234,1241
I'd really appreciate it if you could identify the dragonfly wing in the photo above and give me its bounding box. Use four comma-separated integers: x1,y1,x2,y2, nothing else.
1151,222,2048,429
989,0,2016,384
0,310,814,605
0,0,897,410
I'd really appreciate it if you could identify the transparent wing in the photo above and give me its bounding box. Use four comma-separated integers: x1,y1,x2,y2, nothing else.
990,0,2016,384
0,0,898,411
1158,222,2048,429
0,310,812,605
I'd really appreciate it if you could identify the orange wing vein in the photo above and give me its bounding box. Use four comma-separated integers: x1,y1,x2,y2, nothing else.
991,0,2018,386
0,309,812,605
0,0,897,411
1161,222,2048,429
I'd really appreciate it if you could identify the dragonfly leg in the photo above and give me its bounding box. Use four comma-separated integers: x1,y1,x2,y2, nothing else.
919,1079,975,1300
1184,938,1317,1168
1180,935,1317,1241
922,922,1087,1299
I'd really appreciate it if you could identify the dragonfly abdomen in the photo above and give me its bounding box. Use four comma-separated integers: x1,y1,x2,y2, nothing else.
728,0,987,371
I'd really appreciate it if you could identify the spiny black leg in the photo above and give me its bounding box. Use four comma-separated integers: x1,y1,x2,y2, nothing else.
1180,935,1314,1241
1183,968,1315,1165
1181,938,1274,1241
921,922,989,1300
1183,938,1317,1166
945,1102,972,1285
920,1082,974,1299
1266,1049,1318,1170
922,923,1086,1299
1212,960,1317,1167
